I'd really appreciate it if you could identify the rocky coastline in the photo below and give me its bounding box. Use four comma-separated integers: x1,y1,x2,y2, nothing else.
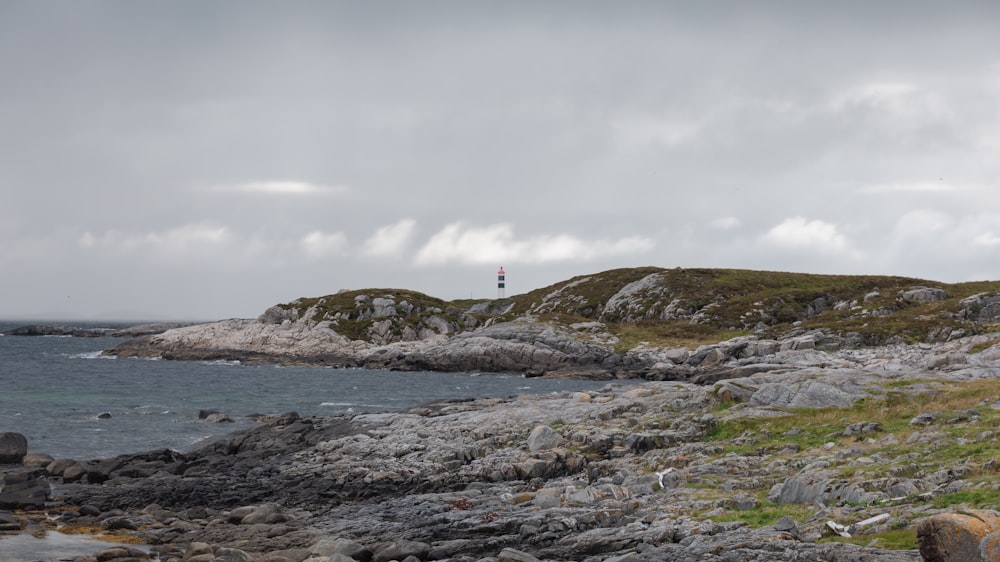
8,268,1000,560
6,334,1000,560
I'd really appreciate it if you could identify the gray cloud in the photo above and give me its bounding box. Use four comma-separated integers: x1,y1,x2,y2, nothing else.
1,1,999,319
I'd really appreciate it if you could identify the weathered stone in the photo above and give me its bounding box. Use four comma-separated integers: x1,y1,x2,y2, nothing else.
917,509,1000,562
901,287,947,302
0,469,50,508
0,432,28,464
498,547,542,562
309,537,373,562
372,539,430,562
527,425,566,452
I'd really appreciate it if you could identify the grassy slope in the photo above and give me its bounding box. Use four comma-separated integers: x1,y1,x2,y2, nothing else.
276,268,1000,347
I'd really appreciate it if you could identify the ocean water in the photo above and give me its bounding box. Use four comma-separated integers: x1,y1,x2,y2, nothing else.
0,321,628,460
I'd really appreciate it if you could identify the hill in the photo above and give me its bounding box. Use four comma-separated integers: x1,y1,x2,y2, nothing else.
273,267,1000,349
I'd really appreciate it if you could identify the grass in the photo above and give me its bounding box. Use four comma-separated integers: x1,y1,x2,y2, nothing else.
704,379,1000,470
495,267,1000,351
821,528,919,550
708,501,815,527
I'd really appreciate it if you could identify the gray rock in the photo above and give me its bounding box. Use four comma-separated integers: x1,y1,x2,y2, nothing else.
0,432,28,463
900,286,947,302
0,510,21,531
527,425,566,452
310,538,372,562
0,469,50,509
372,539,430,562
497,548,542,562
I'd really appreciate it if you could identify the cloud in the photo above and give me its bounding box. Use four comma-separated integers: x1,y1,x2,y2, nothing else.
300,230,348,258
709,216,741,230
363,218,417,258
414,222,654,266
763,217,848,253
211,181,349,196
974,232,1000,247
79,224,231,256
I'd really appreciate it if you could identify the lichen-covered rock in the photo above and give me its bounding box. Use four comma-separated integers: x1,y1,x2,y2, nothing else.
916,509,1000,562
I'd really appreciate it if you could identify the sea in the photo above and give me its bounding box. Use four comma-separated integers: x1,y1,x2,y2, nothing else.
1,320,636,560
0,321,628,460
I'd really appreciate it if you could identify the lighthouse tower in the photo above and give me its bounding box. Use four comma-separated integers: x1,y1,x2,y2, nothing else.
497,266,506,299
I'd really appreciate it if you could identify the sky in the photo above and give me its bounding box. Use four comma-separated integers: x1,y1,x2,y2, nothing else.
2,1,999,320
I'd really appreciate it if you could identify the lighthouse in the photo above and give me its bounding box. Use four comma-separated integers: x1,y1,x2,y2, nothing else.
497,266,506,299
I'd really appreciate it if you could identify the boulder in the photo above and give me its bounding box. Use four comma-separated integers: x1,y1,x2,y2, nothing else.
309,537,373,562
0,469,51,509
22,453,54,468
900,286,947,302
0,432,28,463
527,425,566,452
917,509,1000,562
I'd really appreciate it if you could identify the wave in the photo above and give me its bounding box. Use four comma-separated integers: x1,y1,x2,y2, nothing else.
201,359,241,366
70,351,115,360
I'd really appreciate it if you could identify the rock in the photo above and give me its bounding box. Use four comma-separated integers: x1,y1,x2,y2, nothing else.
0,432,28,463
204,412,235,423
97,411,113,419
901,286,947,302
498,548,542,562
372,539,430,562
981,529,1000,561
527,425,566,452
917,509,1000,562
310,538,373,562
774,516,797,532
0,510,22,531
95,546,150,561
184,542,214,559
215,547,255,562
0,469,51,509
22,452,54,468
239,502,291,524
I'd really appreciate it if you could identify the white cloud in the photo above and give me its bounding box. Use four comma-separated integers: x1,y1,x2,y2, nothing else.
974,232,1000,247
211,181,349,196
80,224,230,254
763,217,848,252
414,223,654,266
300,230,348,258
363,218,417,258
710,216,741,230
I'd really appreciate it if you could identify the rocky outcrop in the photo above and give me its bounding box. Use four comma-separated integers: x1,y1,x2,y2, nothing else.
11,357,1000,560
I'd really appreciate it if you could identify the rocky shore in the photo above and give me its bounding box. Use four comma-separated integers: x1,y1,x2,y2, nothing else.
8,269,1000,560
6,333,1000,561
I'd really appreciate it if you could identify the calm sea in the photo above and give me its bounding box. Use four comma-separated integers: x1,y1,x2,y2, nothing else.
0,321,627,460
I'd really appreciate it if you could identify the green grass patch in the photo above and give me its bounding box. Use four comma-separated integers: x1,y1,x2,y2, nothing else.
930,487,1000,510
821,528,918,550
708,501,816,528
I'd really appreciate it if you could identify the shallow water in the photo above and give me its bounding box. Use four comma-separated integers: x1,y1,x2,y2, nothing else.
0,531,146,562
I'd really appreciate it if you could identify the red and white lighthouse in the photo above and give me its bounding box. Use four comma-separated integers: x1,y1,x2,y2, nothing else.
497,266,506,299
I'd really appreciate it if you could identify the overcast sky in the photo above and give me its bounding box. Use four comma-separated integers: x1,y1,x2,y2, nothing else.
2,1,999,320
